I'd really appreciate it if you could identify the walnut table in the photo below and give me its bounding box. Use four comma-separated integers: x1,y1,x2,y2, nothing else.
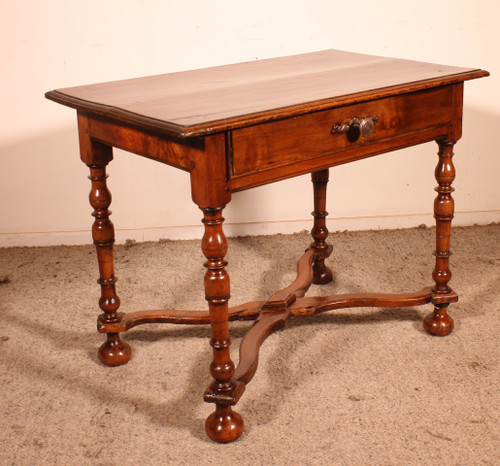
46,50,488,443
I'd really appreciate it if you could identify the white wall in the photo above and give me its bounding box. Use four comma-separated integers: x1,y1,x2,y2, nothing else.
1,0,498,246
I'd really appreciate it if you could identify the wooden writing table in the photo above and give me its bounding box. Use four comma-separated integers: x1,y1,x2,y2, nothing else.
46,50,488,442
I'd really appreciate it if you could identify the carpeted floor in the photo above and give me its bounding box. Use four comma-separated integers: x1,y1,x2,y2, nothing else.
0,225,499,465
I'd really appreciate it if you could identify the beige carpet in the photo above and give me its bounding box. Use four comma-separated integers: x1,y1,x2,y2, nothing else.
0,225,499,465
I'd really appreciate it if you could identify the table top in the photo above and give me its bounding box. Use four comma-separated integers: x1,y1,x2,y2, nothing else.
46,49,488,138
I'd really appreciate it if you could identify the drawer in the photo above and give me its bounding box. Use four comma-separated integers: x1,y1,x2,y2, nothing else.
230,86,454,178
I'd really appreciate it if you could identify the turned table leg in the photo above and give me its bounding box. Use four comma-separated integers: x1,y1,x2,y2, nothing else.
86,159,131,366
201,207,244,443
310,169,333,284
424,140,456,336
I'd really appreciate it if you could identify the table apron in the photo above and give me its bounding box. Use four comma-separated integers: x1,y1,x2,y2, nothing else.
228,85,459,191
80,112,203,172
229,125,449,192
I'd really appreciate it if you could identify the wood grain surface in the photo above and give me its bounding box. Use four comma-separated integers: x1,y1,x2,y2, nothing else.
46,49,488,137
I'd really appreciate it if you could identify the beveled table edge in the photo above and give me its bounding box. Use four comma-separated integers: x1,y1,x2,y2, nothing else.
45,69,488,139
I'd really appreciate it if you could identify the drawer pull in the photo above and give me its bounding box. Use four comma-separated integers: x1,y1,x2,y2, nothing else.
331,116,379,142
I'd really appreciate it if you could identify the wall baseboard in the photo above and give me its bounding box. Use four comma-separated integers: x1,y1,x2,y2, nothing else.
1,210,498,248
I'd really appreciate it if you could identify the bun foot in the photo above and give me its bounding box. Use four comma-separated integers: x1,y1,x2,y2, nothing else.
206,406,244,443
98,333,132,366
312,265,333,285
423,307,454,336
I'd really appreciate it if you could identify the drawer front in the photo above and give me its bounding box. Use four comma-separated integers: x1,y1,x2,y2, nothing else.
230,86,453,178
